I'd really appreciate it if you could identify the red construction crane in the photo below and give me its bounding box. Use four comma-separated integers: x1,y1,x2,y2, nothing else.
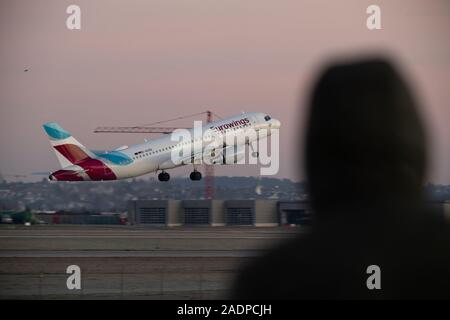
93,110,218,199
204,110,214,199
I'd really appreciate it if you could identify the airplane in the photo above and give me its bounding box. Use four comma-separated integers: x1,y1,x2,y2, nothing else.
43,112,280,182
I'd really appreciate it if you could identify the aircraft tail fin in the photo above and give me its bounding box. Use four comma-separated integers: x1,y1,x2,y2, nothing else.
43,122,94,168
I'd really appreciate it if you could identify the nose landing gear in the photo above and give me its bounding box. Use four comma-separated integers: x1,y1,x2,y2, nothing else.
189,170,202,181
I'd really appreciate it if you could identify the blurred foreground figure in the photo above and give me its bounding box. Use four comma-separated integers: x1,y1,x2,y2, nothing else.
233,58,450,299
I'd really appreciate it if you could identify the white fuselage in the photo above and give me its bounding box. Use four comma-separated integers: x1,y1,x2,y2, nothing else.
46,112,280,181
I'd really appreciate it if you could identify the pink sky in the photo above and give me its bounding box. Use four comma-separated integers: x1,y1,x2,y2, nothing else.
1,0,449,183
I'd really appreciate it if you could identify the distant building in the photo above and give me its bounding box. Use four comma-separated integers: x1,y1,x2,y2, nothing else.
127,199,450,227
128,200,312,227
34,211,124,225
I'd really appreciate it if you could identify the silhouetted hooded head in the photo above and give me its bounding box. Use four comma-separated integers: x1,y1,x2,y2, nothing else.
305,58,427,217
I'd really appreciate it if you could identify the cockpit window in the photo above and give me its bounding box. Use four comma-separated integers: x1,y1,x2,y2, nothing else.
264,115,271,121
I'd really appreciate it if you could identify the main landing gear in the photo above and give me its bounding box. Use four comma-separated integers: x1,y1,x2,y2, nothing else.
190,170,202,181
158,171,170,181
158,170,201,182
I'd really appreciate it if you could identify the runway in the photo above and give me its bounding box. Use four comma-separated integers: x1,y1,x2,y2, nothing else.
0,225,304,299
0,250,263,258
